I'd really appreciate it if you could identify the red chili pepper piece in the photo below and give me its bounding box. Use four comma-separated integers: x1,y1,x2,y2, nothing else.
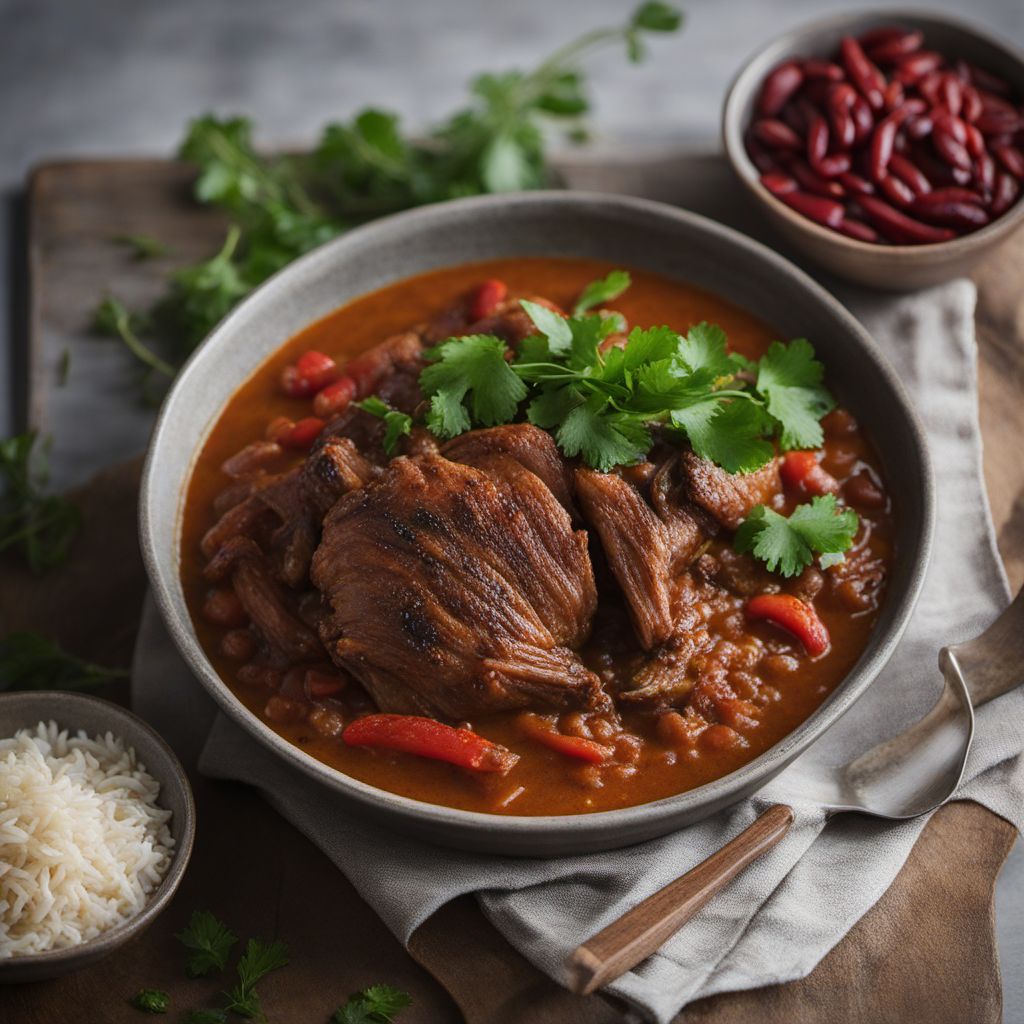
777,190,845,228
279,416,326,450
780,450,840,495
305,670,347,699
889,153,932,196
343,714,519,773
758,61,805,117
840,35,886,110
760,171,798,196
517,714,612,764
858,195,957,243
312,375,357,419
754,118,804,150
469,278,508,322
747,594,830,657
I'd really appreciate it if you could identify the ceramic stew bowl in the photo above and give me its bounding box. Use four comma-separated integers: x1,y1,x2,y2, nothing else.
0,691,195,983
140,192,933,855
722,11,1024,290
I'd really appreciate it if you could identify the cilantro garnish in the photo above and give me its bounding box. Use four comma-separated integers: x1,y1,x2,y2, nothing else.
734,495,859,577
0,631,128,693
355,398,414,456
756,338,835,450
332,984,413,1024
573,270,631,315
175,910,238,978
130,989,170,1014
112,233,170,261
224,937,289,1019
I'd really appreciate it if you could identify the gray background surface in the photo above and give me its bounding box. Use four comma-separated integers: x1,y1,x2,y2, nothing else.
1,0,1021,1017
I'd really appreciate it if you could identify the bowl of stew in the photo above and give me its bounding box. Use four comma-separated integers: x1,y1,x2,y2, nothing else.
141,191,933,854
722,11,1024,289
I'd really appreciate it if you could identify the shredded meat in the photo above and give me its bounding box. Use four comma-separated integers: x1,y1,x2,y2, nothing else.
311,453,606,719
678,451,782,530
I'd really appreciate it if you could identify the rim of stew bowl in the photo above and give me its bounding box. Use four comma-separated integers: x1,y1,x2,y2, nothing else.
140,191,934,856
721,10,1024,290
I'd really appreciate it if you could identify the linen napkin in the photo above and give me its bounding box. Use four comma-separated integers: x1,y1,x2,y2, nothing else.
132,178,1024,1023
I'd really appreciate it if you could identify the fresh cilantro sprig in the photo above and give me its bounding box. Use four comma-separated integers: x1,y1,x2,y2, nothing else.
355,397,414,456
416,277,837,474
223,938,289,1019
0,631,128,692
0,433,82,573
333,985,412,1024
130,989,170,1014
176,910,238,978
734,495,859,577
573,269,631,315
93,5,681,392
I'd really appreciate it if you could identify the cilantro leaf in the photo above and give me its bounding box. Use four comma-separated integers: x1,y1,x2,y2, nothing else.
130,989,170,1014
333,984,412,1024
756,339,835,450
573,270,631,315
420,335,527,438
734,495,859,577
520,300,572,355
677,322,734,378
620,325,682,373
175,910,238,978
224,937,289,1019
0,632,127,693
556,394,649,471
632,1,684,31
526,384,584,429
673,399,774,474
356,397,413,456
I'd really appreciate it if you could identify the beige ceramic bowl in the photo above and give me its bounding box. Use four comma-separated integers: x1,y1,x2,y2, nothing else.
722,11,1024,290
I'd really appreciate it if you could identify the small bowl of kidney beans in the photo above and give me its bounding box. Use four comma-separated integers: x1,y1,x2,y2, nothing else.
723,13,1024,289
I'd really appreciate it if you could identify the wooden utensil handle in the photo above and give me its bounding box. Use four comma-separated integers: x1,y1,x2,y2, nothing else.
567,803,795,996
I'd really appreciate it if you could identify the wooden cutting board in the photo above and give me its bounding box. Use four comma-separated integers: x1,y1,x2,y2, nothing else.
1,158,1020,1023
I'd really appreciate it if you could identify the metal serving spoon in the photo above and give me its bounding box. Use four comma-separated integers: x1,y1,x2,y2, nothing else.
569,584,1024,996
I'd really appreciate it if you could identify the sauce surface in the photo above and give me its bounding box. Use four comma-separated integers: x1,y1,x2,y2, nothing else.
181,258,893,815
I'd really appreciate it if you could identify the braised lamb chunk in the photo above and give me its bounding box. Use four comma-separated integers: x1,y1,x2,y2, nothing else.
678,451,782,531
300,437,379,518
575,462,716,650
442,424,576,515
347,331,424,412
311,453,606,719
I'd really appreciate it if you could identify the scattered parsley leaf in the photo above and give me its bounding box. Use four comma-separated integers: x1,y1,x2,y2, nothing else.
420,335,527,438
0,632,127,693
92,297,176,379
112,233,170,260
0,432,81,573
734,495,859,577
573,270,631,315
130,989,170,1014
332,984,413,1024
224,937,289,1019
755,339,835,450
356,398,413,455
176,910,238,978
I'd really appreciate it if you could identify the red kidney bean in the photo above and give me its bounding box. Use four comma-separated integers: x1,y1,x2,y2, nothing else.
933,128,973,171
850,96,875,144
858,26,906,48
940,73,964,117
786,157,844,197
816,153,852,177
910,197,990,229
777,190,845,227
758,61,805,117
963,122,986,159
866,29,924,64
914,186,986,207
933,112,968,145
894,51,943,85
858,195,957,243
992,171,1021,215
878,173,916,206
906,114,933,140
760,171,798,195
889,153,932,195
841,36,886,110
883,80,905,111
747,137,779,173
993,142,1024,178
754,118,803,150
836,217,880,242
962,86,983,123
807,115,830,169
918,71,944,107
975,151,997,196
838,170,875,195
780,102,809,138
969,64,1013,97
869,116,899,179
976,108,1023,136
803,59,845,81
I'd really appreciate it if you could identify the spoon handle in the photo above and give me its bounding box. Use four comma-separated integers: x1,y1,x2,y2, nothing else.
566,804,794,996
944,583,1024,705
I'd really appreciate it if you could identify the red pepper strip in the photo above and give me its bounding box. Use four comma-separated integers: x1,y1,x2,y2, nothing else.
517,715,612,764
780,450,839,496
342,714,519,773
747,594,830,657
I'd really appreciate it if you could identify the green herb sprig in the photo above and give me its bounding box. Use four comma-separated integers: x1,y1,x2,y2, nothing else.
223,938,289,1019
130,989,170,1014
0,632,128,693
333,984,413,1024
176,910,238,978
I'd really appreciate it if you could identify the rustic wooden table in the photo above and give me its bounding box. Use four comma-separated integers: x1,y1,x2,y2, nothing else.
1,157,1020,1023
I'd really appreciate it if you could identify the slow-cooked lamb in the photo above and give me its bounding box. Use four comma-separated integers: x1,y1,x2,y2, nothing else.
310,453,606,719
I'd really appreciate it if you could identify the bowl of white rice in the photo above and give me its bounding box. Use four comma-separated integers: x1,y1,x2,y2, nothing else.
0,691,194,983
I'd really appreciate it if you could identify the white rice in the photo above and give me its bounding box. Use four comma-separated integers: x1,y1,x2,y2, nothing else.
0,720,175,958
